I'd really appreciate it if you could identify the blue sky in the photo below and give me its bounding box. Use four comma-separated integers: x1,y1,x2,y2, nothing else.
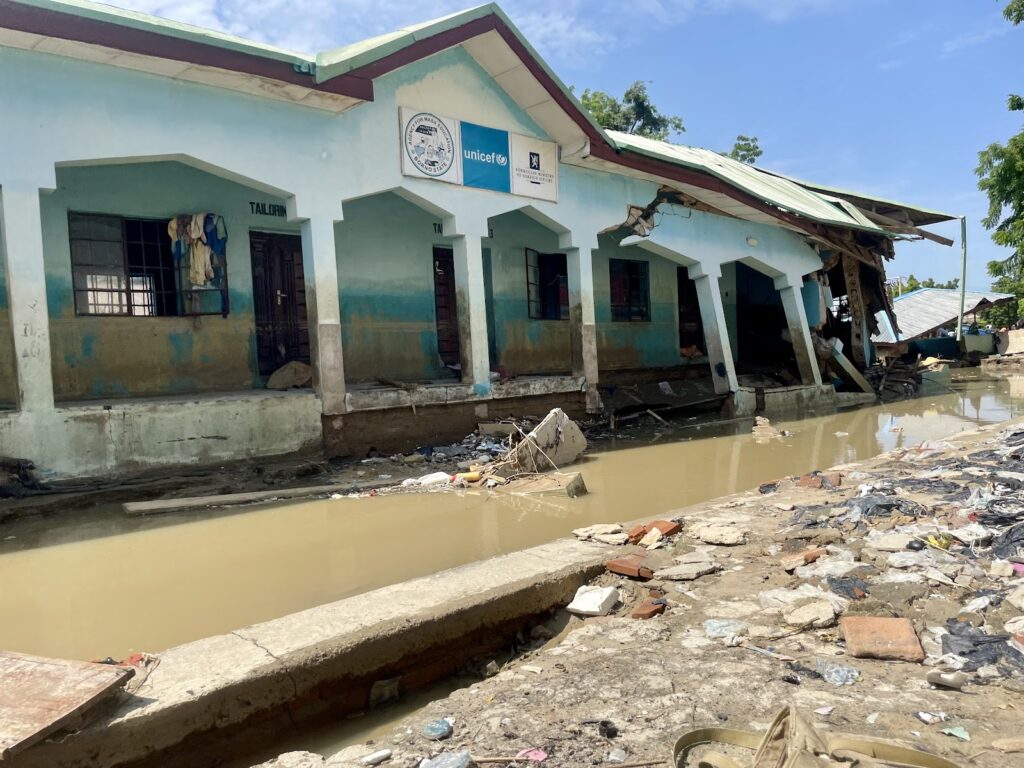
111,0,1023,290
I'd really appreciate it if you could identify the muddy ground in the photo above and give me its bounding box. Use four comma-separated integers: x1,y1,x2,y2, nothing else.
257,420,1024,768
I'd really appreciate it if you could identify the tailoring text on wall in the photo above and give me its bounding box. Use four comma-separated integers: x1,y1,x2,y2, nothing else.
400,108,557,202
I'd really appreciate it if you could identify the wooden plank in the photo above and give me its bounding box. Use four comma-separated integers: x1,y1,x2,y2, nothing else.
831,343,876,396
122,480,392,516
0,651,134,760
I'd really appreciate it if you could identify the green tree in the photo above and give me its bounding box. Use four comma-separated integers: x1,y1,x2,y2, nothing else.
976,3,1024,275
980,260,1024,328
893,275,959,295
578,81,684,140
727,135,763,165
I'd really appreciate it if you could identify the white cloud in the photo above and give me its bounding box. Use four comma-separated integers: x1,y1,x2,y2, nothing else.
104,0,852,65
942,22,1011,55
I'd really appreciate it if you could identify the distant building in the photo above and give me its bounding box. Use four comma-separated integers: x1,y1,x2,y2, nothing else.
0,1,957,477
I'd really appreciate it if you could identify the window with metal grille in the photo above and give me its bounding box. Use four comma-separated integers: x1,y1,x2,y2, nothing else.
69,212,227,317
525,249,568,320
609,258,650,322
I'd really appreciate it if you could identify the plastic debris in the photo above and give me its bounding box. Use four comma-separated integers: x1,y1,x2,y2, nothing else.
815,659,860,686
422,751,472,768
606,748,627,763
361,750,392,766
703,619,749,640
941,726,970,742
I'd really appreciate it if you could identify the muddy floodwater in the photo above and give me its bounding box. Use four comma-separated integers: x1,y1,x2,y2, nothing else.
1,372,1021,661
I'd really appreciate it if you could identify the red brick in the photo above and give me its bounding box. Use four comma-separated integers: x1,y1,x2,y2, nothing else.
626,524,647,544
798,474,824,489
606,554,654,580
631,600,666,619
840,616,924,662
822,472,842,488
646,520,682,537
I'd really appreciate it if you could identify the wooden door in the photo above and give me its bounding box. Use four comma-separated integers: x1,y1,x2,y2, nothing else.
432,247,460,368
250,232,310,376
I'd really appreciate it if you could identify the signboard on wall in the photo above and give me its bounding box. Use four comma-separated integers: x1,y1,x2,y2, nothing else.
401,108,462,184
510,133,557,202
460,121,511,193
399,108,557,202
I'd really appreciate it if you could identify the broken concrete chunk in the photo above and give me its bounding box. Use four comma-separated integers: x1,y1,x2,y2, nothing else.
573,523,623,540
639,527,664,549
593,533,630,545
567,585,619,616
840,616,925,662
783,599,836,628
507,408,586,473
675,549,716,564
1007,587,1024,612
655,561,722,581
692,524,747,546
867,532,913,552
505,472,587,498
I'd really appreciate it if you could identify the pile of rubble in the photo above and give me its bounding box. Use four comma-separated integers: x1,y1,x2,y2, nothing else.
256,421,1024,768
347,409,589,497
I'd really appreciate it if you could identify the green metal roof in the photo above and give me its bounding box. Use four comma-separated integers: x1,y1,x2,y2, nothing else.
21,0,312,62
607,131,890,234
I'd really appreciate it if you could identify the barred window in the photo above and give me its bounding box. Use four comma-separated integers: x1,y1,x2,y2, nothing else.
68,213,226,317
525,248,568,320
609,258,650,322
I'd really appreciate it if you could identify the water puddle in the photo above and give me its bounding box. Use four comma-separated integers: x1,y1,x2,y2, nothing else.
0,373,1020,661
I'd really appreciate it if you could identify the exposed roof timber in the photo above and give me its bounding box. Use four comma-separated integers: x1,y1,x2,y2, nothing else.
858,209,955,247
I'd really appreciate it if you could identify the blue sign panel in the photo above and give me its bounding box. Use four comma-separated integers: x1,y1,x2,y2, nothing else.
460,122,511,193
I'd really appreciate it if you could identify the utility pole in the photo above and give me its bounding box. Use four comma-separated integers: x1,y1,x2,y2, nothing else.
956,216,967,342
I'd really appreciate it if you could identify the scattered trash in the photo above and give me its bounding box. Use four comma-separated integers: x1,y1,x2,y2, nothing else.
421,751,471,768
815,659,860,686
941,726,970,742
916,711,948,725
703,619,748,640
925,670,969,690
814,706,834,716
606,748,627,763
515,748,548,762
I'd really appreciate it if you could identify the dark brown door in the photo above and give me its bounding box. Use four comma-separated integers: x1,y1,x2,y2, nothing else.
433,247,460,367
250,232,310,376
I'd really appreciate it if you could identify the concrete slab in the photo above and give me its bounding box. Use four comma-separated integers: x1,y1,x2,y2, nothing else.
15,538,611,768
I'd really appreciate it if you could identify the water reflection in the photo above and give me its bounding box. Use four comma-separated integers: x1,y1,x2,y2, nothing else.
0,375,1017,660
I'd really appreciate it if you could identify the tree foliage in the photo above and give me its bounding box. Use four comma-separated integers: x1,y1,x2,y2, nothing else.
894,275,960,296
578,81,684,141
979,259,1024,328
976,2,1024,284
727,135,763,165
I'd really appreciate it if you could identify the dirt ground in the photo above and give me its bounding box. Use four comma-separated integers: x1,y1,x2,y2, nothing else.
257,419,1024,768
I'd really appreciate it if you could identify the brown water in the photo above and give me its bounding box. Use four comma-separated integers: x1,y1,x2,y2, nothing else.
0,373,1020,662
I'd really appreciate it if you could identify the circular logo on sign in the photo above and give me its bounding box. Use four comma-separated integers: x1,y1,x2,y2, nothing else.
404,113,455,177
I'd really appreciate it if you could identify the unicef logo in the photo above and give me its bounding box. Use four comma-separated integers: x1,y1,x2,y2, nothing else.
405,113,455,177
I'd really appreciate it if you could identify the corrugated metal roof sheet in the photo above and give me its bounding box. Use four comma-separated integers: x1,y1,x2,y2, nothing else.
872,288,1015,343
607,131,890,234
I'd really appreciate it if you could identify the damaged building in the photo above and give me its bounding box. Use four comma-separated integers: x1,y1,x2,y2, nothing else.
0,0,958,479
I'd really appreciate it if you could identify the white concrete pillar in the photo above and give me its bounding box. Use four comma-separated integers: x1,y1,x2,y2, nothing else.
451,230,491,394
299,211,347,415
776,275,822,386
0,182,54,413
689,264,738,394
566,237,600,412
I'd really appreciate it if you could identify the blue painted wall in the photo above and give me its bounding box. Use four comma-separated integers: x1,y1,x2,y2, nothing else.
41,161,296,400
